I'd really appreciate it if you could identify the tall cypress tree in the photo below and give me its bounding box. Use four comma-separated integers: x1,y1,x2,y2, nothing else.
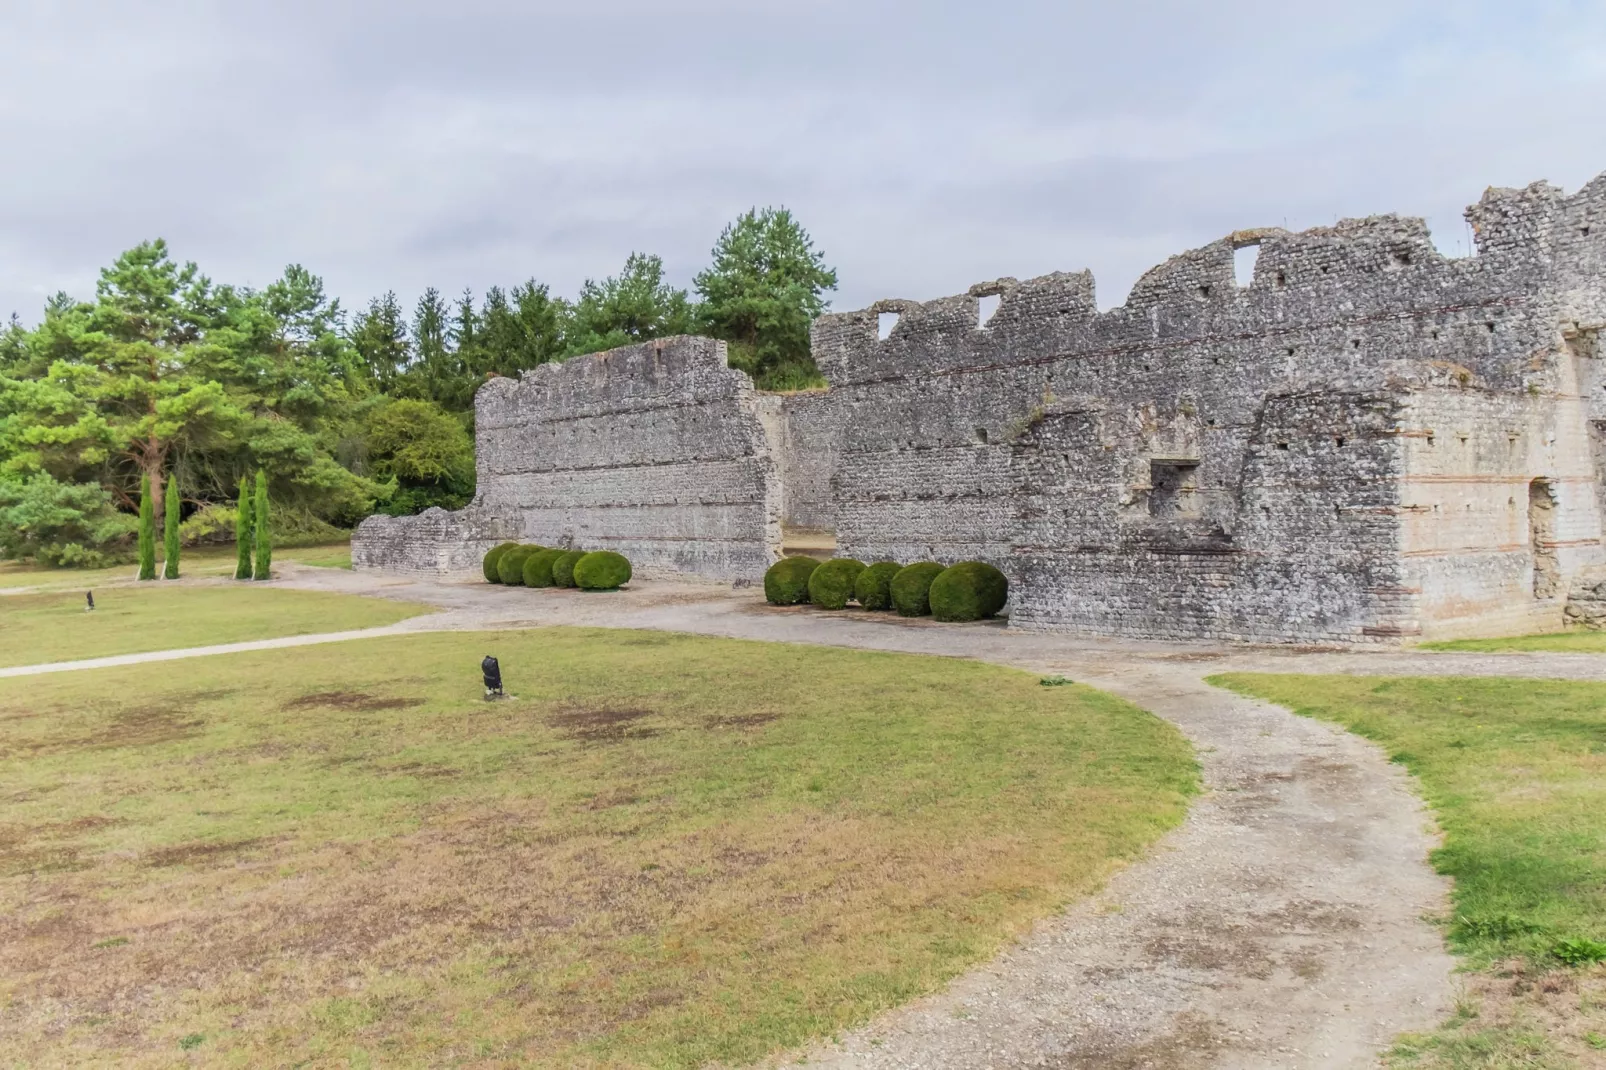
163,474,181,579
137,474,156,580
234,475,254,580
253,470,272,581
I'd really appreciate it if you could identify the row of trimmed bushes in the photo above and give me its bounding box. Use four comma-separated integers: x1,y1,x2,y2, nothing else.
481,543,633,591
764,557,1008,622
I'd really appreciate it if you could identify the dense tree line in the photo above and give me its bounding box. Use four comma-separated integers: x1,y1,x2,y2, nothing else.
0,208,836,567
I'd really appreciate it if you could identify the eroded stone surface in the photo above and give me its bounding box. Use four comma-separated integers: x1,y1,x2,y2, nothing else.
355,174,1606,644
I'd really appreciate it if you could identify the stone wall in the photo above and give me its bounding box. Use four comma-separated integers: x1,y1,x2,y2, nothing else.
798,174,1606,642
353,170,1606,644
353,336,782,580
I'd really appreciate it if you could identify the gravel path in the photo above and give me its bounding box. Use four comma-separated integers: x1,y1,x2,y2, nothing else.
13,564,1606,1068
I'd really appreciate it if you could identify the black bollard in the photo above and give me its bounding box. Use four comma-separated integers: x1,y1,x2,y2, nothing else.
481,655,504,700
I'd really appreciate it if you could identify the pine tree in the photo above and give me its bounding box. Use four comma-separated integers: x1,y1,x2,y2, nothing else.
162,474,180,579
234,475,253,579
253,470,272,581
137,474,156,580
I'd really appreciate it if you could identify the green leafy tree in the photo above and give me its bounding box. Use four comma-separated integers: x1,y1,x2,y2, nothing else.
163,472,180,578
478,282,567,378
234,474,253,579
0,241,245,533
138,473,156,580
253,469,271,580
362,399,475,515
695,207,837,389
0,474,135,567
566,253,694,357
349,291,411,391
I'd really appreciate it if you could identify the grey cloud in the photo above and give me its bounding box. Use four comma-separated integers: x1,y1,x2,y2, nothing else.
2,1,1604,324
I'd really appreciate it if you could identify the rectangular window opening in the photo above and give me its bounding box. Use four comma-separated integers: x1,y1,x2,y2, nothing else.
1149,460,1202,519
1233,244,1261,288
877,312,901,341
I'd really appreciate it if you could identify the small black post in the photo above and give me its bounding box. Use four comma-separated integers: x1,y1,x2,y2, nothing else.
481,655,504,700
85,591,95,612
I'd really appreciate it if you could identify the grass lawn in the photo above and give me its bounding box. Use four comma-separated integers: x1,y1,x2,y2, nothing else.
0,541,354,590
1212,674,1606,1068
1423,632,1606,654
0,585,430,668
0,629,1197,1068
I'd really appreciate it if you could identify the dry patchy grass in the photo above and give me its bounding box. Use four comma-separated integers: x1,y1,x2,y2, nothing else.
0,628,1196,1067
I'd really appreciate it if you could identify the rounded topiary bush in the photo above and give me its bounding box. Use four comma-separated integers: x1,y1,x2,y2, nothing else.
522,547,566,588
573,551,633,591
854,561,903,611
482,542,519,583
890,561,946,617
807,558,866,610
929,561,1009,622
497,544,542,586
764,556,822,605
552,549,587,588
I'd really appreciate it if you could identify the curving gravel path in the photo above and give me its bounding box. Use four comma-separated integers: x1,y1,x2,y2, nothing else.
12,564,1606,1067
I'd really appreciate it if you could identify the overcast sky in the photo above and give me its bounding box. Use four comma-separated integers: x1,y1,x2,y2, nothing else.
3,1,1605,325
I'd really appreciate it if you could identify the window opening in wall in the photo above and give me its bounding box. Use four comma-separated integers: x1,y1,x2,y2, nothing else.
877,312,900,340
1199,284,1212,298
977,294,1001,328
1149,460,1201,519
1275,270,1287,287
1233,244,1261,288
1529,478,1561,599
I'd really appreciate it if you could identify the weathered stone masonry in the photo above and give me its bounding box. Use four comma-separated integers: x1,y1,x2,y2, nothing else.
354,172,1606,643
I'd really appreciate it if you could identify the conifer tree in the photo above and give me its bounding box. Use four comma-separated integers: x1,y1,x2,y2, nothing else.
234,475,253,579
162,474,180,579
253,470,271,580
137,474,156,580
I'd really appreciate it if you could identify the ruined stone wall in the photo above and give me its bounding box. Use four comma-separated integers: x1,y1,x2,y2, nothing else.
800,174,1606,642
353,336,782,580
354,171,1606,643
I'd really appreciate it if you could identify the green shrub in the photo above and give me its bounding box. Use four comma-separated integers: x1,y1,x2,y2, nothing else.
482,542,519,583
807,558,866,610
552,549,587,588
252,470,272,581
890,562,945,617
163,475,181,579
764,556,822,605
497,544,542,585
853,561,903,611
234,477,254,579
522,547,566,587
573,551,632,590
929,561,1009,622
137,474,156,580
0,473,135,568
